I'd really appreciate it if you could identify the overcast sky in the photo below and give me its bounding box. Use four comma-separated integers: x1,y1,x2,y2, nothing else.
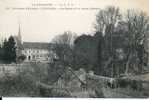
0,0,149,42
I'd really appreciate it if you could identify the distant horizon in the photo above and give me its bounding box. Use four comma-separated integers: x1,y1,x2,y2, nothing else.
0,0,149,42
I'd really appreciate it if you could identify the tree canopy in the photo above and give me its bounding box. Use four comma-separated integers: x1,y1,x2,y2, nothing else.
0,36,16,63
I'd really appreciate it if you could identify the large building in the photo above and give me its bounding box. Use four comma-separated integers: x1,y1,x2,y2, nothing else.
14,24,56,63
22,42,55,62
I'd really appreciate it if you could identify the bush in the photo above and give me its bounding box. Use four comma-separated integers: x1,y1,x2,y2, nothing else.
17,54,26,62
0,65,40,96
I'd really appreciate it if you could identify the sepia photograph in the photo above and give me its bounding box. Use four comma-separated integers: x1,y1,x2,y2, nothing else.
0,0,149,98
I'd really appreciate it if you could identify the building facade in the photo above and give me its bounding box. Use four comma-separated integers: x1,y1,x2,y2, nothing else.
14,24,56,63
21,42,55,62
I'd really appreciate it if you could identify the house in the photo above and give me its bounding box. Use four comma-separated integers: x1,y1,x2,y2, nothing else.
22,42,55,62
14,23,56,63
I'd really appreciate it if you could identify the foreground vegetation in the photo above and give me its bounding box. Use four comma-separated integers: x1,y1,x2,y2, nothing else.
0,62,148,97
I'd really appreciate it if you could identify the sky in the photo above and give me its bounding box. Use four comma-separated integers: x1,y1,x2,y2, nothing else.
0,0,149,42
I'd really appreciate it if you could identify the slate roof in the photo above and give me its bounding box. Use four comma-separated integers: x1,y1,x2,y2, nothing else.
23,42,53,50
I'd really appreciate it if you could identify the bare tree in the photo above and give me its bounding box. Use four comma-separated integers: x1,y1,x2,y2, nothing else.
47,31,78,86
94,6,149,76
125,9,149,74
94,6,121,34
51,31,77,64
94,6,122,77
52,31,77,48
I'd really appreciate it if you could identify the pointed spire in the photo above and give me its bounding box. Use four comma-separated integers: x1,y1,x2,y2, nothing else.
18,20,22,43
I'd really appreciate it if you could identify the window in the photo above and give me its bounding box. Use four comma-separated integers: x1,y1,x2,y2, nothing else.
33,55,35,59
28,56,31,60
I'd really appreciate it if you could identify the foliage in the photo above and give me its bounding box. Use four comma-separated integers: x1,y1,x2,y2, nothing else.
17,54,26,62
73,34,99,71
93,7,149,76
0,36,17,63
94,6,121,34
52,31,77,47
0,65,39,96
51,31,77,68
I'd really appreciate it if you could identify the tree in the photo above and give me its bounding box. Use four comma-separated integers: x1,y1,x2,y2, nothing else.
74,34,95,71
0,36,5,61
3,36,16,63
0,46,3,61
18,54,26,62
52,31,77,47
125,9,149,74
95,6,121,34
94,6,122,76
3,39,9,61
0,36,3,61
51,31,77,66
94,6,149,76
48,31,77,85
73,33,104,73
94,32,105,75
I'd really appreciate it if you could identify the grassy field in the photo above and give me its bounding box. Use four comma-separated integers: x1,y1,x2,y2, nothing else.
0,62,76,97
0,62,50,97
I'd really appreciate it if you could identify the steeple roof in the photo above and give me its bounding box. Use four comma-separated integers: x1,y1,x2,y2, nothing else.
18,21,22,42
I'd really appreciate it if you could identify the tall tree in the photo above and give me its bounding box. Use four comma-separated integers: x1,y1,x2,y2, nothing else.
95,6,121,34
125,9,149,74
74,34,96,71
94,6,122,77
51,31,77,65
3,36,16,63
48,31,77,84
52,31,77,48
3,39,9,61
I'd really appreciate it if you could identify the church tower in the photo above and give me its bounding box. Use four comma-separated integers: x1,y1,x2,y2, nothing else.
18,21,22,44
15,21,23,62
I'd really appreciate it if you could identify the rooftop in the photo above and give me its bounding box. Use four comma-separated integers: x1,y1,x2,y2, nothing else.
23,42,53,50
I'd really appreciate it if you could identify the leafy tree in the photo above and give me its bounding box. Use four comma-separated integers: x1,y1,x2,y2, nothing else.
0,46,3,61
74,34,95,70
18,54,26,62
0,36,3,61
73,33,104,73
3,39,9,62
94,32,105,75
3,36,16,63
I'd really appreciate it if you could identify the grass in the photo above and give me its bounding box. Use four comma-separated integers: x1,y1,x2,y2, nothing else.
0,62,51,97
0,71,39,96
0,62,70,97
